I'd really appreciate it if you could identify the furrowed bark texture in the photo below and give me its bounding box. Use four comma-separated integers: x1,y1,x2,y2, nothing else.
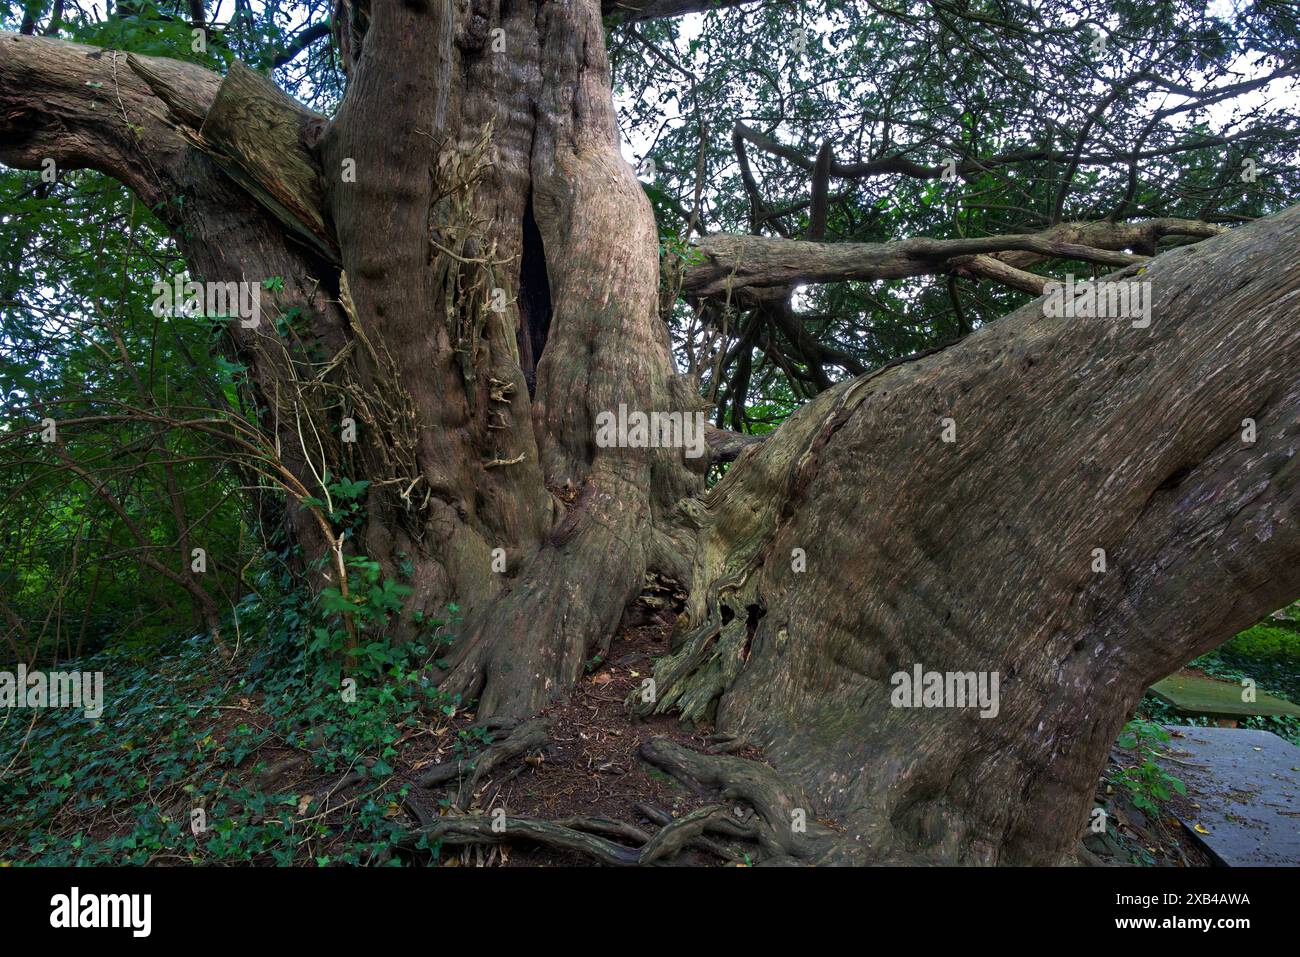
649,207,1300,864
320,0,706,717
1,5,706,718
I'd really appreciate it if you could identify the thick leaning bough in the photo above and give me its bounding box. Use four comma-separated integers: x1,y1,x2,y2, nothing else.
644,208,1300,864
409,209,1300,868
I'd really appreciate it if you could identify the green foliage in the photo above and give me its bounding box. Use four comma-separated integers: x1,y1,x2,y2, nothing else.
0,573,459,866
301,475,371,528
68,1,233,68
620,0,1300,431
1133,609,1300,745
317,555,412,642
1189,613,1300,744
1110,719,1188,815
0,170,252,660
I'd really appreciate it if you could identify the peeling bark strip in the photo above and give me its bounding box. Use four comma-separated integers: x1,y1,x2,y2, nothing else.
192,61,335,262
652,206,1300,864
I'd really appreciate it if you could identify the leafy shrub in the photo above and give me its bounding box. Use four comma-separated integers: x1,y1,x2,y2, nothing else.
0,570,461,866
1110,719,1187,815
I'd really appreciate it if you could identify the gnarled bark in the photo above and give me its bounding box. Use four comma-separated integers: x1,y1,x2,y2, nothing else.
647,206,1300,864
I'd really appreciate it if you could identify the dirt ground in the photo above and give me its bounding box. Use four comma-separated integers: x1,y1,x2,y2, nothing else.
65,615,1214,867
397,618,1212,867
401,620,759,865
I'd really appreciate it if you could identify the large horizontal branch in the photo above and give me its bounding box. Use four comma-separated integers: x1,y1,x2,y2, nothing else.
950,254,1050,295
682,217,1224,296
124,53,332,259
952,218,1227,292
0,32,221,210
993,218,1227,267
683,230,1142,297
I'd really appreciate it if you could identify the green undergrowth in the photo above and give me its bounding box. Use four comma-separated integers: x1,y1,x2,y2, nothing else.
1108,718,1188,816
1136,613,1300,746
1106,609,1300,863
0,572,468,866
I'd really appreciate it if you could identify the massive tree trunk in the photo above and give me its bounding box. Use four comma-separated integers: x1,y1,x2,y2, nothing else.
1,3,704,720
316,0,706,718
643,207,1300,863
2,3,1298,866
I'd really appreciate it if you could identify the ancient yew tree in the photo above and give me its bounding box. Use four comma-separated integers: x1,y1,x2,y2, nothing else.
1,0,1298,865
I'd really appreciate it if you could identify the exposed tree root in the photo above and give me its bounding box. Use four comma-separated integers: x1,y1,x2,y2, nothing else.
401,719,767,864
636,802,746,862
636,804,731,863
394,806,758,867
553,816,651,845
704,732,750,754
637,736,864,864
395,814,645,865
416,717,550,810
397,730,876,865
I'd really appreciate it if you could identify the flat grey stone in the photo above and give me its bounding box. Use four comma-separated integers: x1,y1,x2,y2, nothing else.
1158,725,1300,866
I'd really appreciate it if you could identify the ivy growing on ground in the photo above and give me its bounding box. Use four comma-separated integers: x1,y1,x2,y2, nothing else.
0,563,462,866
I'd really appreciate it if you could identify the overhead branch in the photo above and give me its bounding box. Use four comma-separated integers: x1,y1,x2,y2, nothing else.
0,32,221,211
271,22,333,68
994,218,1227,268
0,32,335,266
681,217,1226,297
733,125,782,236
807,139,832,241
1051,71,1151,224
950,255,1049,295
683,231,1143,297
733,121,1248,185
